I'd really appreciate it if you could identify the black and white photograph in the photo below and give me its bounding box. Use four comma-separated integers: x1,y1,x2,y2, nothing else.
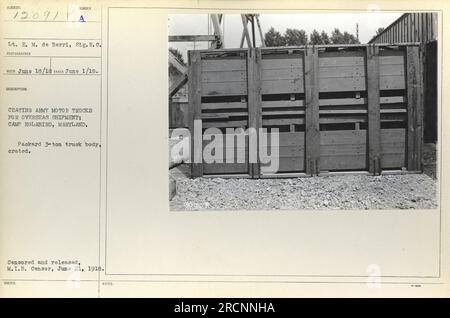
168,12,438,211
2,0,449,299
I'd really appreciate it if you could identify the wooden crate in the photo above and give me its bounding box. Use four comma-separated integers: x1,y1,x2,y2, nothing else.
187,44,424,178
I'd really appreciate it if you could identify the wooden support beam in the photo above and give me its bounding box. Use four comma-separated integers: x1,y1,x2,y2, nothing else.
366,45,382,175
240,14,253,48
250,15,256,47
247,48,262,178
255,15,266,47
304,46,320,176
406,46,424,171
210,14,224,48
188,51,203,177
169,50,187,74
169,73,188,98
169,35,217,42
239,30,246,48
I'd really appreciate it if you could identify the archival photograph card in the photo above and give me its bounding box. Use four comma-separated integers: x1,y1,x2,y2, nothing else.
0,0,448,298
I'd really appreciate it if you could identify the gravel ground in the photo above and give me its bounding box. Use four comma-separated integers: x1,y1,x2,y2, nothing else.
170,171,437,211
169,142,438,211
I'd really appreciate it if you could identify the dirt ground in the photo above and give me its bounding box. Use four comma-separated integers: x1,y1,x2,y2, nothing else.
169,143,438,211
423,143,437,179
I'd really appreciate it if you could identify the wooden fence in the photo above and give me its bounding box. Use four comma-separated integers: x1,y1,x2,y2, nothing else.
187,44,424,178
369,13,437,44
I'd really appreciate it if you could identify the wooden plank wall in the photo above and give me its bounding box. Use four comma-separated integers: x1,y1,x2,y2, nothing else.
198,50,251,176
259,49,306,175
187,45,423,178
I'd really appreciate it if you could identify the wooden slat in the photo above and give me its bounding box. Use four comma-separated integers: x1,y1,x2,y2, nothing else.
201,102,247,110
416,13,421,42
261,79,304,94
321,109,405,115
261,157,305,173
320,130,366,144
381,128,405,140
263,110,304,116
319,96,405,106
201,112,248,119
261,52,303,60
321,143,367,155
379,52,404,62
260,131,305,145
379,75,405,89
320,109,365,114
260,132,306,173
260,146,305,157
319,51,365,66
367,45,382,175
379,64,404,76
202,120,248,128
248,48,262,178
201,59,246,72
261,58,303,70
319,65,365,78
319,76,366,92
381,128,406,169
201,70,246,83
261,100,303,108
319,117,363,124
203,163,248,174
261,67,302,80
380,155,405,169
188,51,203,177
321,155,367,170
320,130,367,171
421,13,426,43
262,118,304,126
203,149,247,163
202,81,247,96
406,46,423,171
304,47,320,175
202,132,249,174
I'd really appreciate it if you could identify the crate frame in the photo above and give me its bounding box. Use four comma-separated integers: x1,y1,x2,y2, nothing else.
187,43,424,178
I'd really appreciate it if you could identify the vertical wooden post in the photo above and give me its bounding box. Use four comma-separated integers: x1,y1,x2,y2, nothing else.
366,45,381,175
304,46,320,176
406,45,424,171
248,48,261,178
188,51,203,177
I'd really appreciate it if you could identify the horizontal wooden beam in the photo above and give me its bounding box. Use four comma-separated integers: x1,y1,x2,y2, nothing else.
169,35,218,42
